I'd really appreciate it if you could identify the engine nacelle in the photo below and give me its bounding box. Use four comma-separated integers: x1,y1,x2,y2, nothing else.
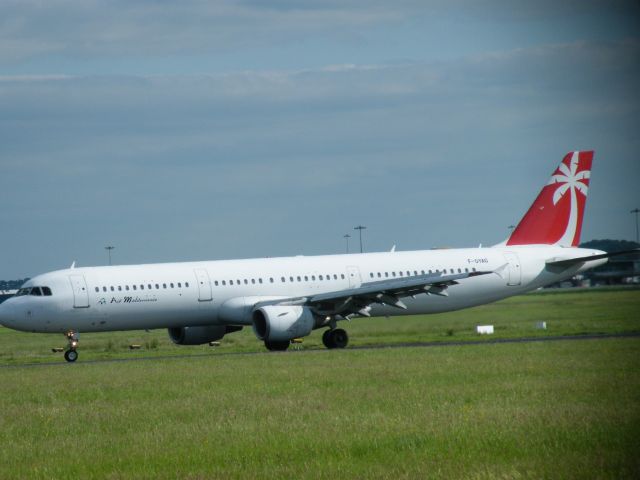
168,325,242,345
252,306,316,342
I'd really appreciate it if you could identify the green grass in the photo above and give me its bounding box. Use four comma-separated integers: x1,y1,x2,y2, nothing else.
1,339,639,479
0,288,639,478
1,287,638,364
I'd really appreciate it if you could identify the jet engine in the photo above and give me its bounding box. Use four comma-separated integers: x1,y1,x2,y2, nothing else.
252,305,316,342
168,325,242,345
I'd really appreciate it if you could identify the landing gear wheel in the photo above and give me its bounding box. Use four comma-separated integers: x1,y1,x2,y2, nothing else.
64,349,78,362
322,329,333,349
331,328,349,349
264,340,290,351
64,330,79,362
322,328,349,349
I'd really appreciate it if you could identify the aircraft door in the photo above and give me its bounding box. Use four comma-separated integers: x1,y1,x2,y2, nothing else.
347,266,362,289
69,274,90,308
194,268,213,301
503,252,522,286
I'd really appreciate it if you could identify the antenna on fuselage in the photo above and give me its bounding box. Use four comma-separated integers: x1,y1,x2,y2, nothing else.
70,261,76,269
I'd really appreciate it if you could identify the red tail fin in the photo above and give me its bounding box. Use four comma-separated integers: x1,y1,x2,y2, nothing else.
506,151,594,247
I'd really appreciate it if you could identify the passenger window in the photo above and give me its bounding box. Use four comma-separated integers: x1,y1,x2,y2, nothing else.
244,279,248,285
118,286,122,291
281,277,285,282
290,276,294,282
465,268,469,273
251,279,256,284
319,275,323,280
398,271,403,277
95,287,99,293
341,274,345,279
103,287,107,292
333,274,338,280
304,276,308,281
370,273,374,278
312,276,316,281
133,285,137,290
458,268,462,273
269,278,274,283
140,285,145,290
259,279,263,284
414,270,418,276
178,282,182,288
163,283,167,289
170,283,174,288
472,268,476,272
126,285,130,291
384,272,389,278
222,280,226,286
377,272,381,278
185,282,189,287
230,280,234,285
214,281,219,286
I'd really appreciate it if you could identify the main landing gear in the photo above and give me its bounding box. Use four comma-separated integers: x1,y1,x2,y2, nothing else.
64,331,79,363
322,328,349,349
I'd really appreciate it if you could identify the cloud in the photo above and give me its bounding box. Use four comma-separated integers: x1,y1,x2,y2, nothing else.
1,0,638,64
0,39,638,276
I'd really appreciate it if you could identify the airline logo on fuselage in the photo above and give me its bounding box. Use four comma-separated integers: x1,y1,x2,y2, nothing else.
98,296,158,305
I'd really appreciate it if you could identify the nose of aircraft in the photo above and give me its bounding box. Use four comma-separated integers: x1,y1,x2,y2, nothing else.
0,300,15,328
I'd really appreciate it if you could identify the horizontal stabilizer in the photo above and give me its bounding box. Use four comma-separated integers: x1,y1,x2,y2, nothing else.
545,249,640,268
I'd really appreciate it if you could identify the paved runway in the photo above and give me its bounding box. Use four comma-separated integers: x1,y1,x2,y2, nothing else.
2,331,639,368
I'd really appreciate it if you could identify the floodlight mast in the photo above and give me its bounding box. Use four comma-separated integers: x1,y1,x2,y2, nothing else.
105,246,115,266
632,208,640,244
343,234,351,253
354,225,367,253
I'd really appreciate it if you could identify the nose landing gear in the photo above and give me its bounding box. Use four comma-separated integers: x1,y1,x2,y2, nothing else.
64,331,79,362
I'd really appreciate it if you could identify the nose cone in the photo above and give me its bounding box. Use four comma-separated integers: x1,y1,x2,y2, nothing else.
0,300,17,329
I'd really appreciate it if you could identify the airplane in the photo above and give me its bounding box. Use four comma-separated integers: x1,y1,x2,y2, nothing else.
0,151,634,362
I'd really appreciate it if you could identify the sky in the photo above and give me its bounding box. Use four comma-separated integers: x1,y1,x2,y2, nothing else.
1,0,639,279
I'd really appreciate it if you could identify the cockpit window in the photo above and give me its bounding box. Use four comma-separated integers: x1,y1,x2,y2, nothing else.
15,286,52,296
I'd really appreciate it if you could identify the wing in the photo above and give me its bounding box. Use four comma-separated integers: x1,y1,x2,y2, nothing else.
255,270,494,318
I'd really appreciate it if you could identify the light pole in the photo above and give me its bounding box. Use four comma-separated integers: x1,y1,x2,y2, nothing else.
631,208,640,244
343,234,351,253
354,225,367,253
105,246,115,266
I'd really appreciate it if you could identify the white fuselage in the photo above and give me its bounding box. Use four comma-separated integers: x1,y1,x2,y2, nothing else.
0,245,606,334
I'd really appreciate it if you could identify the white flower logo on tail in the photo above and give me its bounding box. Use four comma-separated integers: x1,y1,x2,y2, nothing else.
547,151,590,246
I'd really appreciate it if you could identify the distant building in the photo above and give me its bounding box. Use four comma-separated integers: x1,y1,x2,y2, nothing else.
580,240,640,285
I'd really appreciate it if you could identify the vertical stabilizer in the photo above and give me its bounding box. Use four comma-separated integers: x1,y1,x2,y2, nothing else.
506,151,594,247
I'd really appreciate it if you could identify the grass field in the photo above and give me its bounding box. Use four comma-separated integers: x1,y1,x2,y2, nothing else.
1,286,639,364
1,287,639,478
